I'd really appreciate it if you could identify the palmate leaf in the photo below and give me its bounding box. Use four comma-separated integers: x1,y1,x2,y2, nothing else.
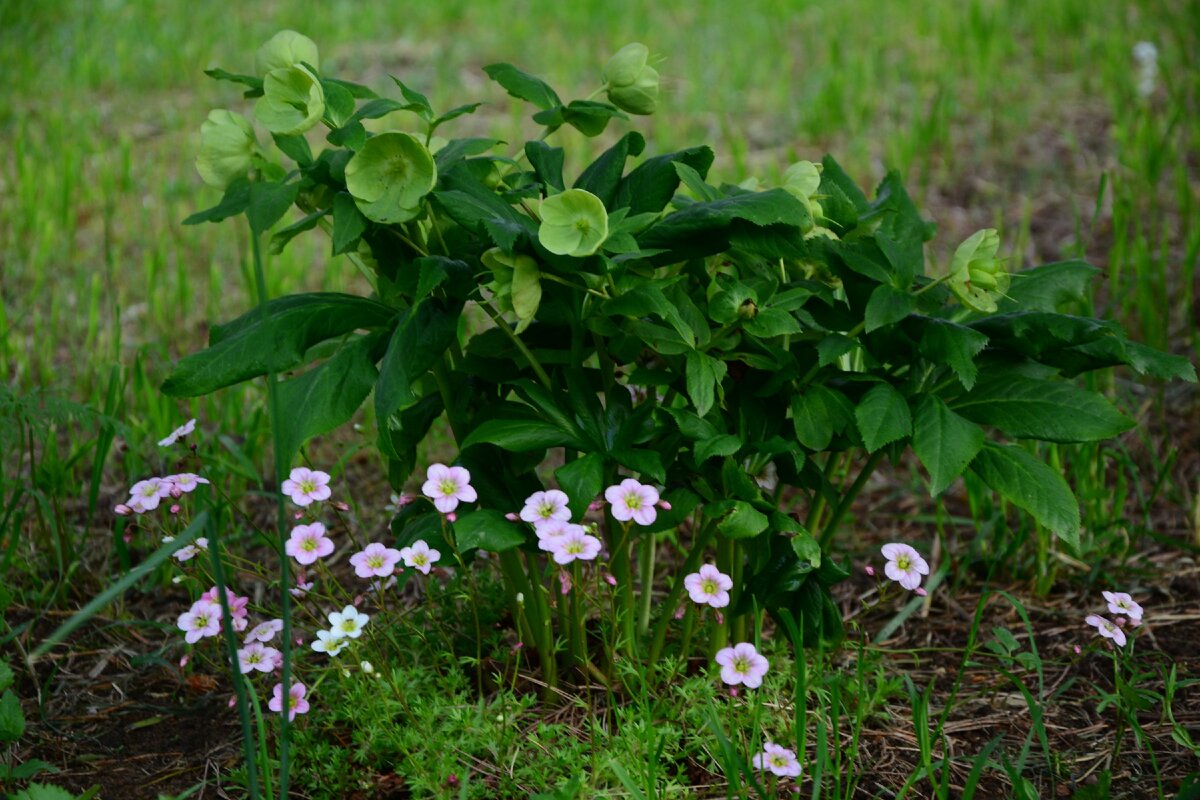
161,294,395,396
969,442,1081,549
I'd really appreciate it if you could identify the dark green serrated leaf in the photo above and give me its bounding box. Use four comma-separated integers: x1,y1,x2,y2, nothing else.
574,132,645,207
183,178,251,225
613,146,714,215
321,78,356,127
817,334,859,367
911,395,985,495
482,63,561,111
332,192,368,255
864,283,916,332
686,350,726,417
918,318,989,390
162,294,395,397
695,434,743,463
525,141,565,192
247,181,299,236
637,189,809,263
969,443,1081,549
715,501,769,539
744,307,802,338
276,333,381,465
854,383,912,452
791,386,854,451
269,208,325,255
0,690,24,742
555,453,605,519
375,301,460,423
453,510,526,553
953,376,1134,443
997,260,1098,312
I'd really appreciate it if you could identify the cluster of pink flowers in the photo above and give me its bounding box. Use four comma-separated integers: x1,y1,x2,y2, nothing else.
1085,591,1144,648
116,472,211,516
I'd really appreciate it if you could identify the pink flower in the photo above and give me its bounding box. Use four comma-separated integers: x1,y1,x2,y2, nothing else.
237,643,281,674
548,528,602,565
158,418,197,447
164,473,210,494
1102,591,1143,624
520,490,572,526
177,600,223,644
421,463,477,513
268,682,310,721
1086,614,1127,647
535,520,585,551
604,479,660,526
173,537,209,562
291,580,314,598
398,540,441,575
285,522,335,566
201,587,249,632
245,619,284,644
350,542,403,578
714,642,769,688
281,467,332,507
128,478,171,511
881,543,929,591
752,742,802,777
684,564,733,608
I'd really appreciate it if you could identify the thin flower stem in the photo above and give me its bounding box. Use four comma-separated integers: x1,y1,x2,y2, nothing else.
648,519,714,665
478,299,553,389
819,450,886,548
608,516,637,658
249,226,292,800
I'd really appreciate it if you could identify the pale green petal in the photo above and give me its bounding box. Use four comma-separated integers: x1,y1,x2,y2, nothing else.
195,109,257,189
344,132,437,224
604,43,650,88
538,189,609,257
255,65,325,135
782,161,821,200
604,43,659,116
255,30,320,76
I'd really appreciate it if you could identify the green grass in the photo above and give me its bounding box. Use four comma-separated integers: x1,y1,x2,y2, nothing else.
2,2,1197,798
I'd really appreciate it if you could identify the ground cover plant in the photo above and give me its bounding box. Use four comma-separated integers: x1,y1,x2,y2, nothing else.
3,2,1200,799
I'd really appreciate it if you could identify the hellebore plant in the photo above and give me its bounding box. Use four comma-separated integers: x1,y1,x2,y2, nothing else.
164,30,1195,696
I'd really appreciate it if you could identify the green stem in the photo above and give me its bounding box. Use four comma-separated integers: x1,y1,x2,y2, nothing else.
478,299,553,389
729,540,746,644
819,450,886,548
711,536,733,657
649,521,715,664
608,515,637,657
249,227,291,800
637,530,656,638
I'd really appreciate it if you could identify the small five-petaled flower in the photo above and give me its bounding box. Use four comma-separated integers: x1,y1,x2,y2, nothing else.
714,642,769,688
421,463,477,513
684,564,733,609
281,467,332,507
752,742,802,777
881,543,929,591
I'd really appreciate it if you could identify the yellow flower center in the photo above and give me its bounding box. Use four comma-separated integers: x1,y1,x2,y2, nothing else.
439,479,458,495
701,578,717,595
896,555,911,570
299,479,316,494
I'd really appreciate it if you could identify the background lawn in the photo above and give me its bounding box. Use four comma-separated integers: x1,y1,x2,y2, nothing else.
1,1,1197,797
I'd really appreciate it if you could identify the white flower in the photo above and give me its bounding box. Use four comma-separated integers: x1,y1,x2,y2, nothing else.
158,418,197,447
311,629,350,656
327,605,369,639
398,540,441,575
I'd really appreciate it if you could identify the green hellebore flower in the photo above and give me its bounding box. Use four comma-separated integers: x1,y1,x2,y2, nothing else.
948,228,1009,313
603,43,660,116
255,64,325,136
344,132,437,224
255,30,320,76
781,160,829,234
195,109,257,189
538,189,609,257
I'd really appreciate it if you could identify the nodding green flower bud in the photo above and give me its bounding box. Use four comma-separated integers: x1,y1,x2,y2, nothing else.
255,64,325,136
344,132,437,224
603,43,660,116
255,30,320,76
537,189,609,257
948,228,1009,313
195,110,257,189
482,248,542,333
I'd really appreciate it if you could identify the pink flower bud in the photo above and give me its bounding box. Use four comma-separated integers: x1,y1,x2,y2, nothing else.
334,501,350,511
658,500,672,510
123,532,133,544
170,485,184,499
915,587,928,597
588,499,604,512
604,572,617,586
294,637,304,646
114,504,133,516
353,595,364,606
179,655,190,668
1115,617,1127,627
445,511,457,523
728,687,739,698
674,606,686,620
1073,644,1082,654
170,504,182,514
559,572,573,594
397,494,414,507
864,565,876,577
505,512,519,521
293,511,304,520
511,641,524,653
228,695,237,708
714,610,724,625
